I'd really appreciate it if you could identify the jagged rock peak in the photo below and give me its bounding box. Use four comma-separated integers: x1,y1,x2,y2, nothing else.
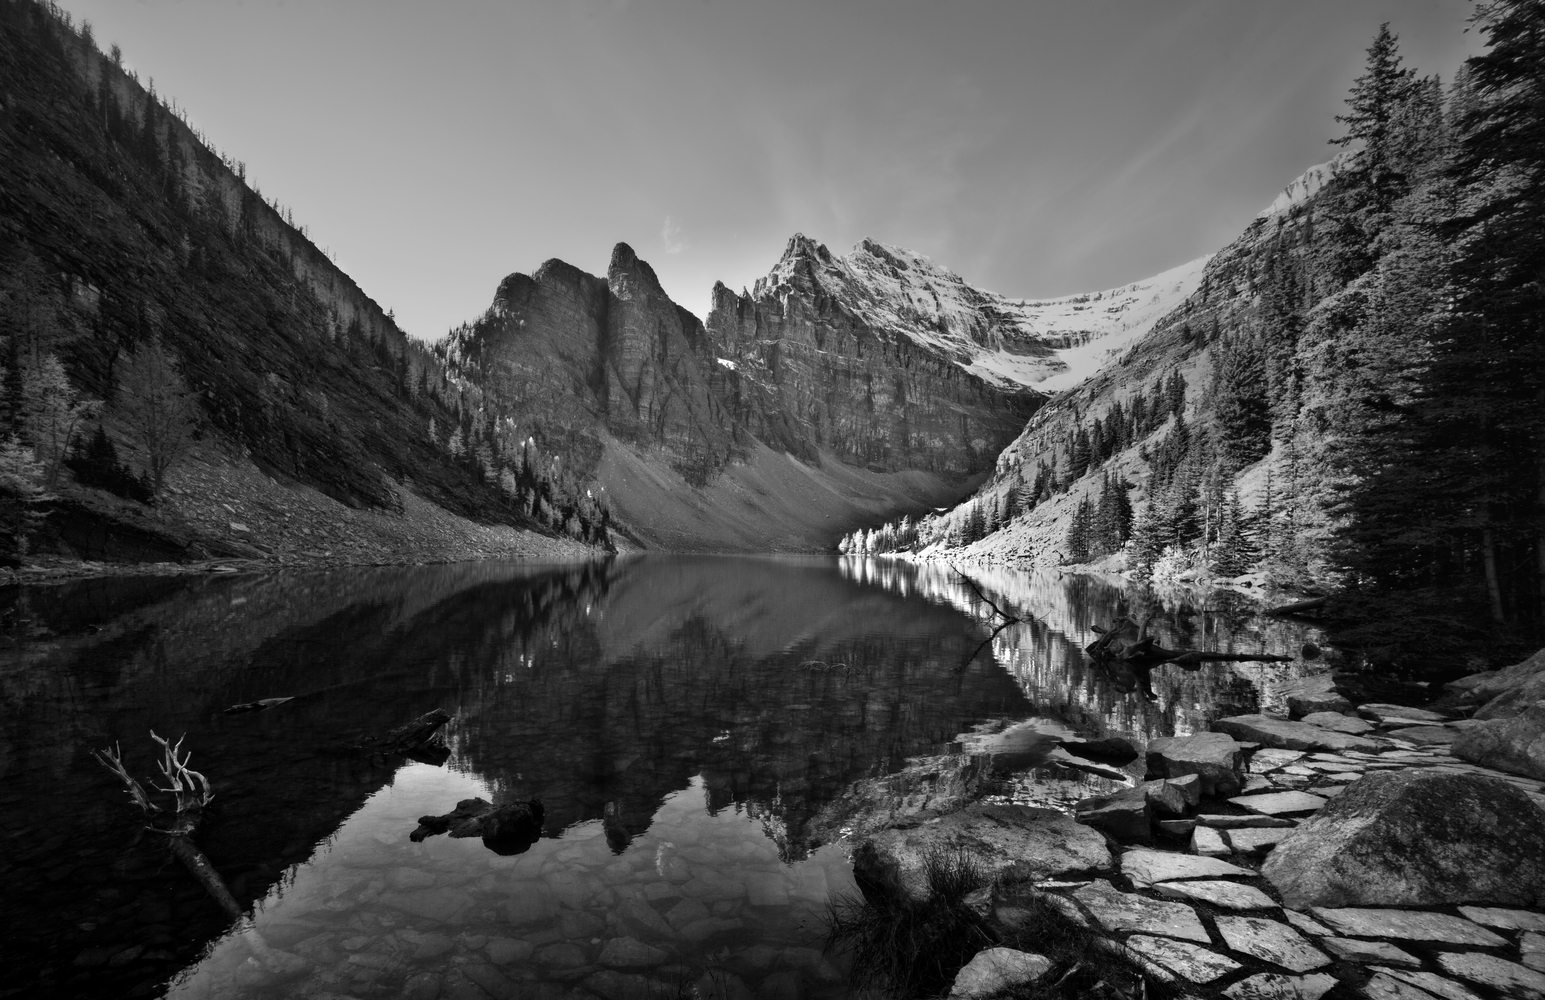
608,241,667,299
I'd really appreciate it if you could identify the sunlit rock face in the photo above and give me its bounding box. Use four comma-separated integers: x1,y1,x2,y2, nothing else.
706,235,1041,476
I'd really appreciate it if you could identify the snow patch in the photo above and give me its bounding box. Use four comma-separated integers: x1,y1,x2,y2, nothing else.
716,357,738,371
1258,153,1352,219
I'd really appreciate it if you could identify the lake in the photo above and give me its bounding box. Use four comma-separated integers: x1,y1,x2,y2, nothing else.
0,555,1324,999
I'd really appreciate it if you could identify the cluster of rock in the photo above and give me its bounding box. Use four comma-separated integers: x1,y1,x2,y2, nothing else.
853,650,1545,999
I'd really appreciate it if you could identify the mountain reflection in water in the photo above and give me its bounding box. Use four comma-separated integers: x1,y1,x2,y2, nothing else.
0,555,1322,999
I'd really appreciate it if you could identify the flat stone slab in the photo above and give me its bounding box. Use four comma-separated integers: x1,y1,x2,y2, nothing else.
1228,827,1292,854
1321,937,1419,966
1457,906,1545,931
1365,972,1451,1000
1193,826,1230,856
1154,880,1277,911
948,947,1052,997
1283,910,1331,936
1309,908,1507,946
1369,968,1482,1000
1072,881,1209,943
1121,849,1252,887
1124,935,1240,983
1252,748,1308,771
1214,714,1387,753
1300,713,1376,735
1215,916,1330,972
1436,951,1545,998
1360,704,1452,724
1199,814,1297,829
1385,726,1455,745
1523,932,1544,973
1222,972,1337,1000
1230,791,1328,815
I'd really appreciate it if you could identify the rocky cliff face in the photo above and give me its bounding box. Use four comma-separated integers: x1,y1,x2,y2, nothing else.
705,235,1041,477
448,244,738,487
449,237,1045,549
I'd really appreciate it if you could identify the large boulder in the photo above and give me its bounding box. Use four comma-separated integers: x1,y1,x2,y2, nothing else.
1453,701,1545,780
1146,732,1246,796
1260,769,1545,909
1448,648,1545,717
1211,715,1385,754
855,804,1111,904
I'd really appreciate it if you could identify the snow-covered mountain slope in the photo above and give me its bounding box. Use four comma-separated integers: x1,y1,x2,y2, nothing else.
1257,153,1350,220
746,235,1208,395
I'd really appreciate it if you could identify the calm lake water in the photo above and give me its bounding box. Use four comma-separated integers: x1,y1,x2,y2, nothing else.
0,556,1324,999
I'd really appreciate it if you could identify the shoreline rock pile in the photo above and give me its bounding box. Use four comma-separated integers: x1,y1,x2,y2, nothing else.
850,648,1545,999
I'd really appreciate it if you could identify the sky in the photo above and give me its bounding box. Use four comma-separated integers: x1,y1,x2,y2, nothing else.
60,0,1481,339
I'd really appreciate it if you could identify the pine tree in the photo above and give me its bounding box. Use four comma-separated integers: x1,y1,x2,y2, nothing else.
1211,491,1249,577
1065,496,1092,563
1211,331,1272,470
1332,23,1416,217
1428,0,1545,628
1130,501,1161,577
1070,426,1091,479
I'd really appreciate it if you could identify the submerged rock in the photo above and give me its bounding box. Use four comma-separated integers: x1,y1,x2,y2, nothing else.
409,797,545,856
948,948,1051,997
1452,700,1545,780
856,804,1110,903
1062,736,1140,765
1261,769,1545,908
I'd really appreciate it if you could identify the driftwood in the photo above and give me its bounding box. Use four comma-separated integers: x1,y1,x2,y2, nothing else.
1264,596,1329,617
410,797,544,855
338,708,453,763
95,733,241,922
1086,617,1294,666
223,696,294,715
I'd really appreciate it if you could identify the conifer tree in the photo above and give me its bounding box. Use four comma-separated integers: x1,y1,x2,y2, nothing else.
1065,496,1092,563
1332,23,1416,217
1211,332,1272,470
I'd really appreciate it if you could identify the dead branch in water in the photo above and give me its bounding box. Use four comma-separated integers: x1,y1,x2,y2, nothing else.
1264,596,1330,617
95,733,240,921
1085,618,1293,666
951,570,1041,672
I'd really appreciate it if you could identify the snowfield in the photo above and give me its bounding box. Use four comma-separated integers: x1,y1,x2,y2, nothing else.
755,235,1208,395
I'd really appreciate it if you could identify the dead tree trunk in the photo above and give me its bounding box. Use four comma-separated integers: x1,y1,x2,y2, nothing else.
1086,618,1293,666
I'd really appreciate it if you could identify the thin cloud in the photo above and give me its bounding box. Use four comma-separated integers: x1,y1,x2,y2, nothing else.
661,216,687,255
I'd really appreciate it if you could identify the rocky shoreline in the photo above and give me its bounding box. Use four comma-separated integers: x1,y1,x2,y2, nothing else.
847,651,1545,999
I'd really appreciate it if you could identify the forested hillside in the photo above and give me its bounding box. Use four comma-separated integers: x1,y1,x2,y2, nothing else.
0,0,618,564
846,8,1545,661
